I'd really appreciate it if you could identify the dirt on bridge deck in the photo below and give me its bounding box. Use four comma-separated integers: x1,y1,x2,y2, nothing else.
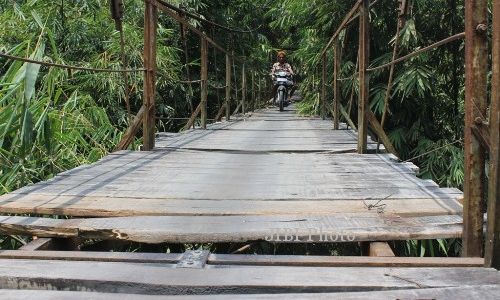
0,105,464,244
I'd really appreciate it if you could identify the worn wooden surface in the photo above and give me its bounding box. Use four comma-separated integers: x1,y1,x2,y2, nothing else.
0,258,498,295
1,286,500,299
0,106,463,243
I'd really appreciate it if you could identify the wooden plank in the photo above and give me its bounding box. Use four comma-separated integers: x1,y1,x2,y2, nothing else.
0,259,499,294
368,242,395,257
321,54,326,119
0,195,462,217
0,214,464,243
365,110,398,157
463,0,489,257
1,285,500,299
0,250,483,267
485,0,500,269
181,102,202,131
18,237,55,251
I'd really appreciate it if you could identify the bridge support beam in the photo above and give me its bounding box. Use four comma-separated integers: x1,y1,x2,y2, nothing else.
333,39,340,130
463,0,489,257
358,0,370,154
321,54,326,120
143,0,157,151
201,37,208,129
485,0,500,269
225,54,231,121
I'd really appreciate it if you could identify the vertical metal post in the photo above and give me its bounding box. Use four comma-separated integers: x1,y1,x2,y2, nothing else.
333,39,341,130
463,0,488,257
242,63,246,115
358,0,370,154
321,54,327,120
200,37,208,129
142,0,157,151
225,54,231,121
485,0,500,268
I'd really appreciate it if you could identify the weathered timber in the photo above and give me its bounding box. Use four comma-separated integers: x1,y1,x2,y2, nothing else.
0,251,483,267
181,102,202,131
365,110,398,156
358,0,370,153
225,54,231,120
0,259,499,295
0,214,464,243
368,242,395,257
485,0,500,269
463,0,489,257
142,1,157,150
114,105,146,151
333,39,340,129
1,286,500,299
200,37,208,129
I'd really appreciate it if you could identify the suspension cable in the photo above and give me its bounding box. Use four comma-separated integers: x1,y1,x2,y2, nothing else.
0,51,144,73
155,0,259,34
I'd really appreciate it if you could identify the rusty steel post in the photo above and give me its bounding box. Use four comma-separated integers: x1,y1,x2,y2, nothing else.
463,0,489,257
142,0,158,151
321,54,327,120
200,37,208,129
333,39,341,130
225,54,231,121
358,0,369,154
485,0,500,268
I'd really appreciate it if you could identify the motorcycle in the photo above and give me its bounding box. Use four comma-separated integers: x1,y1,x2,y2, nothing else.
273,70,293,111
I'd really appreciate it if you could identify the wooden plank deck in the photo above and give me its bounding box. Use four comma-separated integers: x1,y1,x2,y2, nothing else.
0,254,497,297
0,106,464,243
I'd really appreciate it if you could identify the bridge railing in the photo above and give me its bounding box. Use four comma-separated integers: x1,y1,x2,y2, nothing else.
116,0,267,152
316,0,499,268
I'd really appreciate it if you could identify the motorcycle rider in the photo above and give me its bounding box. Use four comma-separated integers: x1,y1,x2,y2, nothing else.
271,51,296,103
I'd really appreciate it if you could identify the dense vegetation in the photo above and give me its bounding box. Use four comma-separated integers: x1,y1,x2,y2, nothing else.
0,0,485,256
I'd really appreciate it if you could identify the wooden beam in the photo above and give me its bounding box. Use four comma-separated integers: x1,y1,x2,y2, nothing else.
321,54,327,120
225,54,231,121
358,0,370,153
200,37,208,129
0,250,484,267
142,0,157,151
19,238,56,251
241,64,246,115
463,0,489,257
114,105,146,151
339,103,357,131
214,105,225,122
485,0,500,269
369,242,395,257
181,102,201,131
366,111,398,157
333,39,341,129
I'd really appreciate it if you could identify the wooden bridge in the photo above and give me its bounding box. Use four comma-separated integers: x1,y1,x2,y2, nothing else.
0,0,499,298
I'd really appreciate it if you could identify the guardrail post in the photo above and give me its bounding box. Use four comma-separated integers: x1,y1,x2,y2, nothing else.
463,0,489,258
358,0,370,153
333,39,340,130
143,0,157,151
225,54,231,121
485,0,500,268
200,37,208,129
